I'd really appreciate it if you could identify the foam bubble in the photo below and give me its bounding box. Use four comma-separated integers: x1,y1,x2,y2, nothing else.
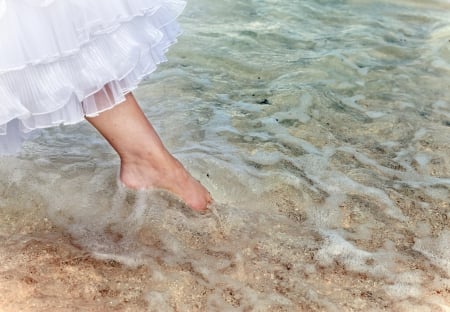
384,283,423,300
414,231,450,276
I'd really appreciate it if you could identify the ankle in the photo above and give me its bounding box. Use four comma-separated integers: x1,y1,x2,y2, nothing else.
119,151,185,188
119,147,169,170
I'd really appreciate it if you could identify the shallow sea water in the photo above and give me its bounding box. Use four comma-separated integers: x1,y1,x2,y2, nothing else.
1,0,450,311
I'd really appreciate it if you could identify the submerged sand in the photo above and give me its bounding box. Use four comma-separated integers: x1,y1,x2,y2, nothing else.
0,175,448,311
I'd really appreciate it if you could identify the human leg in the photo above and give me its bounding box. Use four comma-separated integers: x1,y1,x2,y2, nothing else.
86,93,212,211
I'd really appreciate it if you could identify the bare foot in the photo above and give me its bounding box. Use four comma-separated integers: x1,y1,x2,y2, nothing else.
86,93,212,211
119,154,212,212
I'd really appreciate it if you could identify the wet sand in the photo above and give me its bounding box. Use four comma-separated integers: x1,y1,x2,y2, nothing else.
0,174,448,311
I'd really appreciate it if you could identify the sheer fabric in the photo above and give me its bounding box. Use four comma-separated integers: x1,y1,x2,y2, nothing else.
0,0,186,153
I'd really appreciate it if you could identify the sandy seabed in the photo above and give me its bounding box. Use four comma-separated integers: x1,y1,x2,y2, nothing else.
0,171,448,311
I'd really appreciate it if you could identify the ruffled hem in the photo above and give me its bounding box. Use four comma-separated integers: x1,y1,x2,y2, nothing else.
0,0,186,154
0,0,185,71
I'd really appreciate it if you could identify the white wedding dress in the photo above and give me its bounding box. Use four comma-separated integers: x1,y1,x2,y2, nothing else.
0,0,186,154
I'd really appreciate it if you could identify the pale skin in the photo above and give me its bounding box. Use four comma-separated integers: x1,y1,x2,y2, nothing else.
86,93,212,212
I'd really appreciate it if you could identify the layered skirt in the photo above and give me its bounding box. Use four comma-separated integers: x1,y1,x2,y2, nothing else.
0,0,186,154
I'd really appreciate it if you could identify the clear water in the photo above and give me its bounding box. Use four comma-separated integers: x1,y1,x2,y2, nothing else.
0,0,449,311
